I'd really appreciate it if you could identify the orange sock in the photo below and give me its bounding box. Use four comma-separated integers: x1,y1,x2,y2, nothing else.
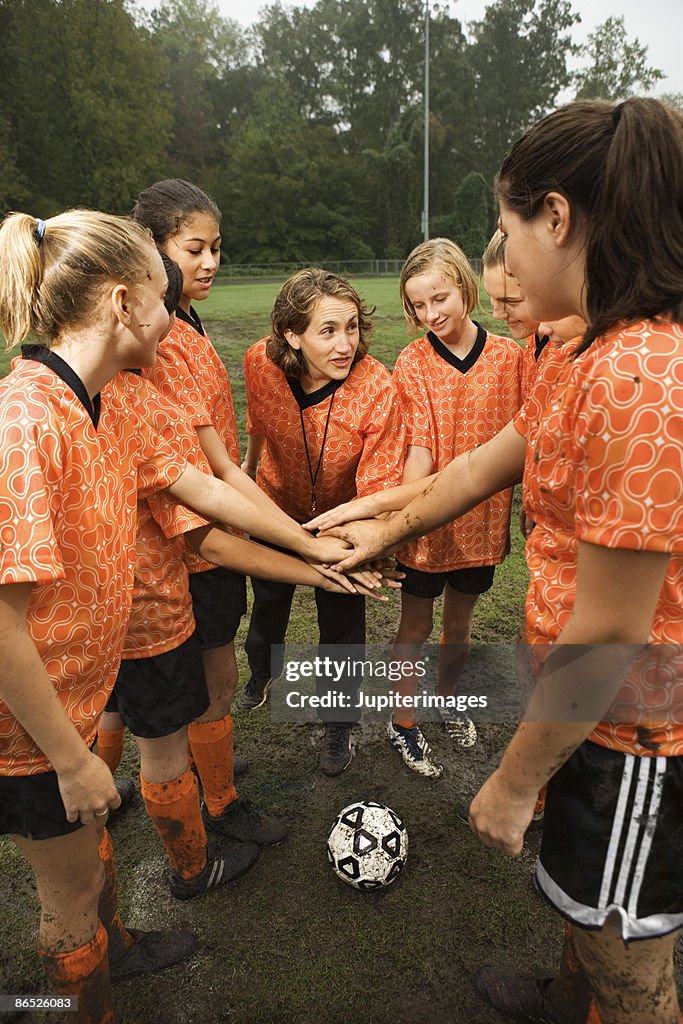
188,715,238,817
97,727,124,774
141,768,207,880
97,829,133,962
534,785,547,816
39,922,115,1024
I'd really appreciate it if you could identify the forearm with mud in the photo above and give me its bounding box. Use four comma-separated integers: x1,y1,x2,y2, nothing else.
380,424,524,548
494,639,639,799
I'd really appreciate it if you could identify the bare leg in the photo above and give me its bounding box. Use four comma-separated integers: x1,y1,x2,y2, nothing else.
13,826,114,1024
434,586,479,701
392,593,434,727
573,918,680,1024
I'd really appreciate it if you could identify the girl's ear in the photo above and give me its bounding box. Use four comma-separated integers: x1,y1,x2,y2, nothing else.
543,191,572,247
110,283,131,326
284,329,301,350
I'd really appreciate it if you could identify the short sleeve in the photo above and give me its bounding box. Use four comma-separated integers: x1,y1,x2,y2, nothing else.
244,342,267,436
0,415,64,585
574,349,683,553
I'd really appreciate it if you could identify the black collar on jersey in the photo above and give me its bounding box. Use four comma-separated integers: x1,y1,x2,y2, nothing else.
535,333,550,361
175,305,205,337
287,374,345,410
21,344,101,429
427,320,486,374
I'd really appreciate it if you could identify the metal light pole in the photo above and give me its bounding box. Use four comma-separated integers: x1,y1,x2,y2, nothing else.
421,0,430,241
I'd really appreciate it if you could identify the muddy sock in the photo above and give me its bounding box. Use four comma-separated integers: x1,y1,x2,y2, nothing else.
545,923,602,1023
39,922,115,1024
140,768,207,880
97,728,124,774
188,715,238,818
97,829,134,962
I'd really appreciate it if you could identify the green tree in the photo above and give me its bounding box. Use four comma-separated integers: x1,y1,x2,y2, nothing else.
1,0,171,213
466,0,580,182
217,81,371,263
254,0,426,150
574,16,664,101
451,172,490,258
146,0,249,179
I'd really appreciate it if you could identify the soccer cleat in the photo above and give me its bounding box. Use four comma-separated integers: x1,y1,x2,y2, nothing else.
202,796,288,846
441,709,477,748
456,802,544,833
109,927,197,982
387,721,443,778
106,777,136,829
168,840,259,901
474,965,585,1024
319,724,354,776
236,677,272,710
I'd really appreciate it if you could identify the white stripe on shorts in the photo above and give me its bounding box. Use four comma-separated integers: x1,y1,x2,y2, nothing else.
598,752,634,909
627,757,666,918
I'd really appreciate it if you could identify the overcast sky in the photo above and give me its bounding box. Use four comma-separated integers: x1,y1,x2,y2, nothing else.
191,0,682,95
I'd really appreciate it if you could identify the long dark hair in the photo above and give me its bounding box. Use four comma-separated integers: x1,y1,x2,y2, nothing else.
132,179,221,247
497,98,683,352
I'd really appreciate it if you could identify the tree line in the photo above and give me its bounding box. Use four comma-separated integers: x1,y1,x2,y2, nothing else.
0,0,671,263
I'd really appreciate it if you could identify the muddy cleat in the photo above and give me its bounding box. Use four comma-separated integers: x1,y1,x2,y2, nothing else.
106,777,136,829
441,709,477,748
237,676,272,710
168,840,259,901
202,796,288,846
474,964,588,1024
319,724,354,776
387,721,443,778
109,928,197,982
457,802,544,833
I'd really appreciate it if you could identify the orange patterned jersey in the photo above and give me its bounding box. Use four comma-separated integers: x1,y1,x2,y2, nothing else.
520,332,554,400
394,325,523,572
0,352,187,775
143,307,240,574
514,341,575,448
516,320,683,756
245,340,405,523
103,373,212,660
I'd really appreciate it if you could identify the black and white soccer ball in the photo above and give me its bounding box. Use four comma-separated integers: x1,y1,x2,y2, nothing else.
327,800,408,890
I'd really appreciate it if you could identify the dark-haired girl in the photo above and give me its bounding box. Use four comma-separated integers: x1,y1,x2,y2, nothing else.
308,98,683,1023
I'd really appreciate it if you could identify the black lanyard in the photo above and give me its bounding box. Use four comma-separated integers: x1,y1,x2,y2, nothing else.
299,391,335,515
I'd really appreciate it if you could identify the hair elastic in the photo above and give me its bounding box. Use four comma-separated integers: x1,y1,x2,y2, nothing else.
34,219,46,244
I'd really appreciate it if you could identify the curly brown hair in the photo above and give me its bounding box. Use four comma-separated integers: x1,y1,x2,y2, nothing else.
266,268,375,380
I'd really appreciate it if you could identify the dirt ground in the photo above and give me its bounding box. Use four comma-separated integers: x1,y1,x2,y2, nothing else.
2,691,683,1024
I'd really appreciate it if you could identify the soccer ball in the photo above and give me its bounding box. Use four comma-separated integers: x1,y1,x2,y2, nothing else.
327,800,408,890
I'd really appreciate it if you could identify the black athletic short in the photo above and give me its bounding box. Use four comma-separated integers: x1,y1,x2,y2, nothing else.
536,739,683,941
0,767,86,839
395,561,495,599
106,631,209,738
189,566,247,650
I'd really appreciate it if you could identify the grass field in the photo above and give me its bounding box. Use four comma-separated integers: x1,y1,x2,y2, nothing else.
4,279,665,1023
